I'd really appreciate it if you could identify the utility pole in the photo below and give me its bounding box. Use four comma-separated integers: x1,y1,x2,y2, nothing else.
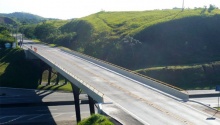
15,26,17,42
182,0,185,11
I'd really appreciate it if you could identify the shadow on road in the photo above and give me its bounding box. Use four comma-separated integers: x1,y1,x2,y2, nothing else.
0,86,81,125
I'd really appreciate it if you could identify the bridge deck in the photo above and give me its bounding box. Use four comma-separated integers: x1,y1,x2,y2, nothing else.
23,41,220,125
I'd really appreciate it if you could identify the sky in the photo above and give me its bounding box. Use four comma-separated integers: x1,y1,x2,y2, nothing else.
0,0,220,19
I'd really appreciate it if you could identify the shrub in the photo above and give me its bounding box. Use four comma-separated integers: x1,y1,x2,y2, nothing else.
78,114,113,125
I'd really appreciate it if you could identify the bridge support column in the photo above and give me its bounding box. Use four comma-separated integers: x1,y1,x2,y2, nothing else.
64,78,68,85
47,67,52,85
71,84,81,123
38,70,43,85
88,96,95,115
55,72,60,85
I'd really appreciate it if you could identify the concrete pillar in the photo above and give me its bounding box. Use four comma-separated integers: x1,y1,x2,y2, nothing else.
47,67,52,85
71,83,81,123
55,72,60,85
64,78,68,84
88,96,95,115
38,70,43,85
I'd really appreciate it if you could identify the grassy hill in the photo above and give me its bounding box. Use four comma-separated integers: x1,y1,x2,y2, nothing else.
0,12,58,24
22,8,220,89
0,16,17,26
0,12,44,24
136,61,220,89
56,9,220,69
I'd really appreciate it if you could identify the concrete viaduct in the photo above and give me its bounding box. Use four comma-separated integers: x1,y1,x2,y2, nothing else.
22,40,220,125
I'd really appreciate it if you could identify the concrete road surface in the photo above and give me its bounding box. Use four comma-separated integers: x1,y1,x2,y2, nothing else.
21,40,220,125
0,87,91,125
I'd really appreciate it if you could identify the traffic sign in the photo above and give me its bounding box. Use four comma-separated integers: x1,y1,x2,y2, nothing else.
216,85,220,91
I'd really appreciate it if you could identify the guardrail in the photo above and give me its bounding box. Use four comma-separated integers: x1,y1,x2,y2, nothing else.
28,46,104,102
60,48,189,100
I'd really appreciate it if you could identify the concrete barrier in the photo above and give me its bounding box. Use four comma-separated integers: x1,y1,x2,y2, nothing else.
61,48,189,101
24,50,39,59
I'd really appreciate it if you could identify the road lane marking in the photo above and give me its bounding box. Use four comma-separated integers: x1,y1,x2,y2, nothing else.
35,44,195,124
0,116,25,125
28,114,45,120
51,114,63,118
53,52,194,124
45,47,190,124
0,116,16,120
50,109,57,110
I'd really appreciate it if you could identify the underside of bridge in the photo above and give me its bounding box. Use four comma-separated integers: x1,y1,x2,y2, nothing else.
25,51,98,123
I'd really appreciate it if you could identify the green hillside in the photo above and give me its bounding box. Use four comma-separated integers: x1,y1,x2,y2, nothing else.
22,9,220,69
0,12,57,24
0,16,17,26
21,8,220,89
56,9,220,69
136,62,220,89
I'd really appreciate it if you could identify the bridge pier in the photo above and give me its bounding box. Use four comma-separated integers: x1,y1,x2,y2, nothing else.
88,96,95,115
70,83,97,123
38,70,43,85
55,72,60,85
71,83,81,123
47,67,52,85
64,78,68,85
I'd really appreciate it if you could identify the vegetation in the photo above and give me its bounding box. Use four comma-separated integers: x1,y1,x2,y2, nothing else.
0,48,73,91
0,49,41,88
78,114,113,125
0,16,18,26
0,12,47,24
215,107,220,110
136,61,220,89
0,26,15,49
22,9,220,69
8,8,220,90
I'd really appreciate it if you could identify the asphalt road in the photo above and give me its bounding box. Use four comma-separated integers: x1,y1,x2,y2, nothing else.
0,87,91,125
21,40,220,125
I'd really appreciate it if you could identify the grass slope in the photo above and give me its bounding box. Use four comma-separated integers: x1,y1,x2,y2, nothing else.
0,49,40,88
0,48,73,91
23,9,220,89
136,61,220,89
58,9,220,69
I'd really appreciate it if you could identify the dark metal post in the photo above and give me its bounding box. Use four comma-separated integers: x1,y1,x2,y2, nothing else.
55,72,60,85
47,67,52,85
88,96,95,115
71,84,81,123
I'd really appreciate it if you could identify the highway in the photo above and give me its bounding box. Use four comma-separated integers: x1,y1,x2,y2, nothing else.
0,87,91,125
23,40,220,125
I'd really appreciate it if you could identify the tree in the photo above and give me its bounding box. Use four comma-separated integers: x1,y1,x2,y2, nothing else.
208,4,217,13
34,23,58,41
21,25,36,39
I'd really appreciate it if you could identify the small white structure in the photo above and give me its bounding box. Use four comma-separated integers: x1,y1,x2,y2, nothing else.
12,42,16,48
